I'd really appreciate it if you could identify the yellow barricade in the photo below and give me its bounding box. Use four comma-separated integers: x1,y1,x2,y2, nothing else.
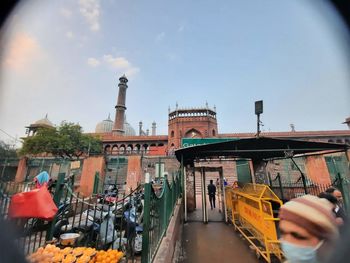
225,184,284,263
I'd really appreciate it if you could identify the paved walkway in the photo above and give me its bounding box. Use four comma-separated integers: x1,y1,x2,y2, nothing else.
181,194,258,263
181,222,258,263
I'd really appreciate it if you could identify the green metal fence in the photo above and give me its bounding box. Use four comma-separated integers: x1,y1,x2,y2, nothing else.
141,172,182,263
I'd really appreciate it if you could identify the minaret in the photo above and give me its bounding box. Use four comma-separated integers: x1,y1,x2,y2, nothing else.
112,74,128,135
139,121,143,136
152,121,156,136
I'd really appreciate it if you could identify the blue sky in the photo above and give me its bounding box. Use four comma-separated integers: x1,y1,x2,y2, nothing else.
0,0,349,146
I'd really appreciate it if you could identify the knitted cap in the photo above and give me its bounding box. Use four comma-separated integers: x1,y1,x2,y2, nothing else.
279,195,339,241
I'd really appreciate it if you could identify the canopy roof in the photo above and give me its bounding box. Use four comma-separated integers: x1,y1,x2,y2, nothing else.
175,137,349,164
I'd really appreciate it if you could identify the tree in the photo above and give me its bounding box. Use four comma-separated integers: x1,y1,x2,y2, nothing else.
0,141,18,158
20,122,102,159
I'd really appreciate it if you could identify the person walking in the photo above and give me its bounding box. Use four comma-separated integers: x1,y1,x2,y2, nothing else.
207,180,216,210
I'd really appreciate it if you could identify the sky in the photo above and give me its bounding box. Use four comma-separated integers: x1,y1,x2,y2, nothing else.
0,0,349,147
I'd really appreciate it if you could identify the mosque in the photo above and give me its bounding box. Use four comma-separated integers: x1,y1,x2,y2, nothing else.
20,74,350,196
26,74,350,156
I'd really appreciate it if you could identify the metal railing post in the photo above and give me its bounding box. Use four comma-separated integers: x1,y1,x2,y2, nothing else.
141,182,151,263
163,175,168,234
46,172,65,241
335,172,350,214
291,158,308,194
277,173,285,201
93,172,99,194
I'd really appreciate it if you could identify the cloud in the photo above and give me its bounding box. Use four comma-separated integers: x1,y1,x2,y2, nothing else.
66,31,74,38
79,0,100,32
155,32,165,43
2,32,42,71
60,7,72,18
103,55,139,77
87,57,100,67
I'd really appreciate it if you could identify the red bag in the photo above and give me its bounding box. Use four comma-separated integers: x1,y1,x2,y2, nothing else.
8,187,58,220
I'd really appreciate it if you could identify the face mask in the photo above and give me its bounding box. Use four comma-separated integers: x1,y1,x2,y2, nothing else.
281,240,323,263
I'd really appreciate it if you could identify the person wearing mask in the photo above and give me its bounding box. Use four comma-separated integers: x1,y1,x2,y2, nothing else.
207,180,216,210
325,187,346,222
279,195,339,263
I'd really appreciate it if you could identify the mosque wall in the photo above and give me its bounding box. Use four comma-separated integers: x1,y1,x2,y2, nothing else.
79,156,106,196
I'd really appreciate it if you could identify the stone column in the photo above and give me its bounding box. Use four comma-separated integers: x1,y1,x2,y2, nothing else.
112,75,128,135
14,157,27,182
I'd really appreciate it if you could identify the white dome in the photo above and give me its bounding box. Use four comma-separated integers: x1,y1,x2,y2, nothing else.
124,121,136,136
34,114,54,127
95,115,114,133
96,114,136,135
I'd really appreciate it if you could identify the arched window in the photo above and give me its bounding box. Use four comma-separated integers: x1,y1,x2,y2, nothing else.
126,145,133,154
184,129,202,138
171,131,175,138
143,144,149,154
212,129,216,136
104,145,111,154
111,145,118,155
134,144,141,154
119,144,126,155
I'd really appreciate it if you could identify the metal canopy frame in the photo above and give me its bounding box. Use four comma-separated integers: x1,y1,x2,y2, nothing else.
176,137,349,164
178,137,349,223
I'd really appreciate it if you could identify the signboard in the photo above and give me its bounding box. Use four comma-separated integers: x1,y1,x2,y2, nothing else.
70,161,81,170
181,138,238,148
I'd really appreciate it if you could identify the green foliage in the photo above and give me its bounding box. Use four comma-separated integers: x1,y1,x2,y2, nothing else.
20,122,102,159
0,141,18,158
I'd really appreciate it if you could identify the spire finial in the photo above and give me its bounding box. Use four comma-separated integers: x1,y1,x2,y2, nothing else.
176,102,178,110
205,101,208,108
45,113,48,119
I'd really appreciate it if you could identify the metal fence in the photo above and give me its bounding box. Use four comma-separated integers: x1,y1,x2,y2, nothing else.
267,154,350,213
0,173,145,262
141,172,182,263
268,173,334,202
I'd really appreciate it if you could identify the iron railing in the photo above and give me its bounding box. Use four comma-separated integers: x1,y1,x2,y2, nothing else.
269,172,340,202
141,172,182,263
0,173,144,262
